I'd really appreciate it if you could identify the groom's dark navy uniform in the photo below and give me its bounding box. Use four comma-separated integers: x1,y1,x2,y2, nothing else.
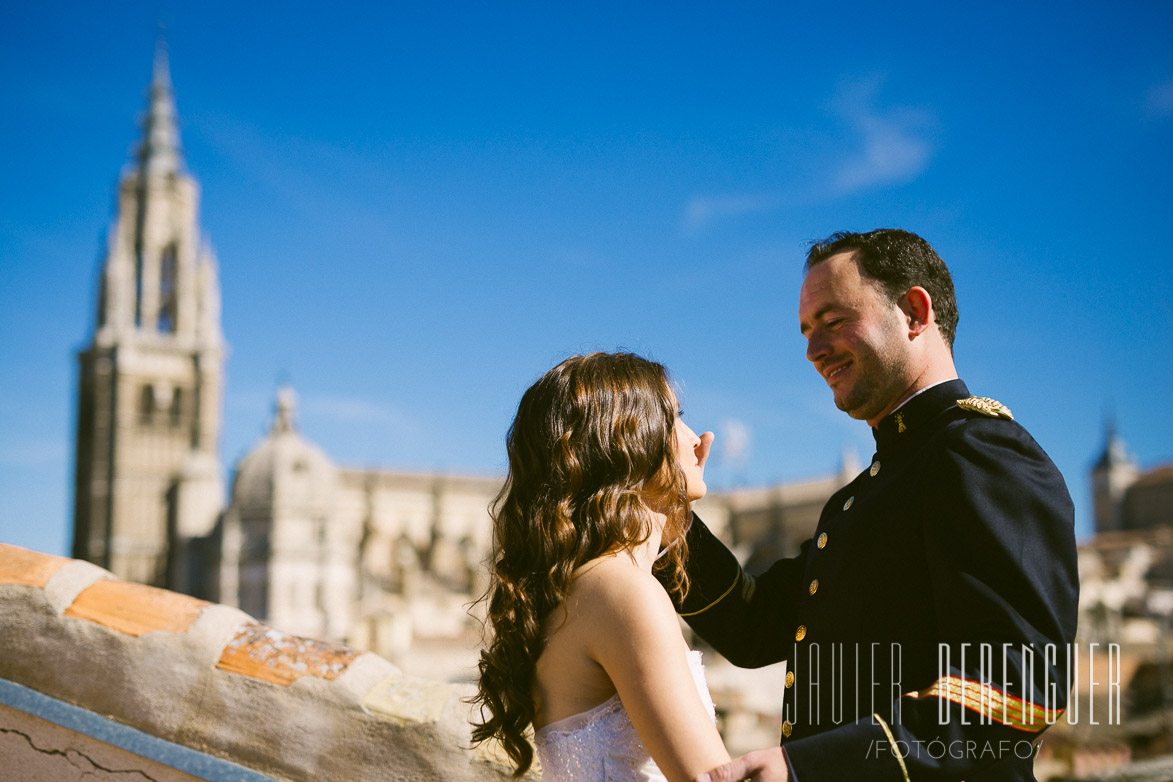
679,380,1077,781
672,229,1079,782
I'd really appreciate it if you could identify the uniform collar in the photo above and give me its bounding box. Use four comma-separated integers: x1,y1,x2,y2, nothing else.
872,378,970,454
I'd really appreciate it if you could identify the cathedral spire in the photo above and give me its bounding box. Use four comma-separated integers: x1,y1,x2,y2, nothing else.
137,39,183,177
1091,409,1140,534
1095,407,1134,470
74,48,225,587
272,387,299,433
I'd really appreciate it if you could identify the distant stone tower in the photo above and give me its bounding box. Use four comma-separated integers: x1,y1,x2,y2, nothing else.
1091,417,1140,534
72,45,225,590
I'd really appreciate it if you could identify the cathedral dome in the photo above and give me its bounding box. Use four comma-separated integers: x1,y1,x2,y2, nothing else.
231,388,337,515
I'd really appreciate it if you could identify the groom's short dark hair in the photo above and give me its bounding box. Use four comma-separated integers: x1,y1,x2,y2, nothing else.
805,228,959,350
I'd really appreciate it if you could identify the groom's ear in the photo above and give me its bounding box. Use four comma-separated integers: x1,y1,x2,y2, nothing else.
899,286,933,338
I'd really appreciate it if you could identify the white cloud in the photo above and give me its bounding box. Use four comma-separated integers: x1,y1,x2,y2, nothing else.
196,112,397,237
682,77,935,221
829,75,934,195
226,388,420,444
1146,77,1173,118
684,194,774,232
0,439,67,468
717,418,752,469
302,394,417,430
225,388,273,415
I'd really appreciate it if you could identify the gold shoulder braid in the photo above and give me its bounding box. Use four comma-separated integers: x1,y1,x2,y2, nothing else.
740,572,757,602
956,396,1013,420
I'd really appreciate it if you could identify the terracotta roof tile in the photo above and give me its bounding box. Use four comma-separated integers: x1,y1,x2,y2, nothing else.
64,578,210,636
216,623,361,686
0,544,69,588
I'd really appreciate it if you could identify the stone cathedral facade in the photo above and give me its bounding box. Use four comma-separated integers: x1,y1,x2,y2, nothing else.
71,52,844,676
70,50,510,668
72,49,225,592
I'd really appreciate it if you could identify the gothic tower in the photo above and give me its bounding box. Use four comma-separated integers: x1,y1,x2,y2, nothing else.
72,46,225,590
1091,416,1140,534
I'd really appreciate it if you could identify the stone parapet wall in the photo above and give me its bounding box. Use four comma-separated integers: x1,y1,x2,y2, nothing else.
0,544,531,781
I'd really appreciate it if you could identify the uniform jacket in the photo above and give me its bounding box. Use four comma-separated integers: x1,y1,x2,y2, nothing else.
676,380,1079,781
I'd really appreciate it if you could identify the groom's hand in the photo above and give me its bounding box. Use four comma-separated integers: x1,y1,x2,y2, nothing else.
696,431,715,469
694,747,789,782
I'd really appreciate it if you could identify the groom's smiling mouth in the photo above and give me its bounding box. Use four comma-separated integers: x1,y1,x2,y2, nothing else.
821,360,851,385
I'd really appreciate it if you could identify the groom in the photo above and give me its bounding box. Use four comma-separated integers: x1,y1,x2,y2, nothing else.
678,229,1079,781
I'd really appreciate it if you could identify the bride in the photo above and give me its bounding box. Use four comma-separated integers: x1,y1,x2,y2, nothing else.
471,352,730,781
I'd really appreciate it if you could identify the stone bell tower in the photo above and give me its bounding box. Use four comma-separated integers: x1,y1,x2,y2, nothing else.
72,45,225,590
1091,416,1140,534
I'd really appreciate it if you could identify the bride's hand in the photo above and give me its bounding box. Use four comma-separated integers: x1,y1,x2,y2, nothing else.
694,746,789,782
696,431,715,470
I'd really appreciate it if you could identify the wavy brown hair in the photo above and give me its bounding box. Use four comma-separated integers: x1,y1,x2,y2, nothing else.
470,352,692,776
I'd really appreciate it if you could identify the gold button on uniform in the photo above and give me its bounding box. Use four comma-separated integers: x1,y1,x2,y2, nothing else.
785,671,795,688
843,496,854,511
870,460,881,477
795,625,807,642
809,579,819,595
817,532,828,549
782,720,793,737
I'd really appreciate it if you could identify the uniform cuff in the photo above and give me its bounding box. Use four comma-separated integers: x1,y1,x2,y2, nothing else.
784,718,906,782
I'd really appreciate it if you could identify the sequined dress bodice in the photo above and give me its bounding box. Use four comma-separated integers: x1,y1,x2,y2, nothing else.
533,650,715,781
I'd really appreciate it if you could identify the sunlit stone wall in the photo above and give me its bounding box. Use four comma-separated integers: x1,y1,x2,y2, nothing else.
0,543,532,781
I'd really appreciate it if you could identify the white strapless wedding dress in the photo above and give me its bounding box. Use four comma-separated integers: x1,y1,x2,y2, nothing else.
534,650,716,781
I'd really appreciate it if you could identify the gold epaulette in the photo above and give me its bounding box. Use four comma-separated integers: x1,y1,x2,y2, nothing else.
956,396,1013,420
907,675,1061,732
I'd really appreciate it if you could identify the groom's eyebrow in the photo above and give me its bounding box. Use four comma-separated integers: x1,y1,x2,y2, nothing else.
799,305,832,335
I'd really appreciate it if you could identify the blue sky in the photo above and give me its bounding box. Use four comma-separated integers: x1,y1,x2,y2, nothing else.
2,2,1171,557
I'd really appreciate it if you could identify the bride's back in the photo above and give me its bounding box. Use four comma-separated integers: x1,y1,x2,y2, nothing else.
533,553,688,729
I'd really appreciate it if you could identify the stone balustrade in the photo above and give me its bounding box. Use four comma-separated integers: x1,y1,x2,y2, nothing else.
0,543,533,781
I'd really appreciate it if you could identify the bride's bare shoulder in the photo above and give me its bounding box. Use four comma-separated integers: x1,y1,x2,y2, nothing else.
574,553,660,590
570,554,677,625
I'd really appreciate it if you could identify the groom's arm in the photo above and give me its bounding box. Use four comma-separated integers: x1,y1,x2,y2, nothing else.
665,514,807,669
